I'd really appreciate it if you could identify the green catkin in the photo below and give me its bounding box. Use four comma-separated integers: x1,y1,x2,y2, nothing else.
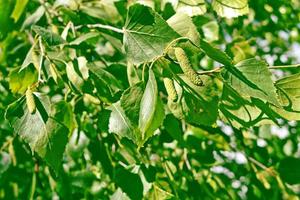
174,47,203,86
163,78,178,102
49,63,58,83
26,87,36,114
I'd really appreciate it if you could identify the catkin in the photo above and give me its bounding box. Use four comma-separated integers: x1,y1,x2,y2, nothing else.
163,78,178,102
26,87,36,114
174,47,203,86
49,63,58,83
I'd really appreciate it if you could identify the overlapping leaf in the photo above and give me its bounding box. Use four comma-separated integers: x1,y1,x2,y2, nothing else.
123,4,179,65
5,94,73,173
212,0,249,18
167,13,200,45
272,73,300,120
109,69,164,147
223,58,280,106
176,0,207,16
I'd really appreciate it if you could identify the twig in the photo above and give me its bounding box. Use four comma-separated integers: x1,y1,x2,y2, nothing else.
197,66,223,75
76,24,124,34
269,63,300,69
248,157,277,177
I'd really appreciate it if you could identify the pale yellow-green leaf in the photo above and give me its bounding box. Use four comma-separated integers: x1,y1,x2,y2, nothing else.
212,0,249,18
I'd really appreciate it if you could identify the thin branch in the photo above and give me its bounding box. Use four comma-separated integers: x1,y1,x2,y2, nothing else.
196,62,300,75
269,63,300,69
77,24,124,34
197,66,223,75
248,157,277,177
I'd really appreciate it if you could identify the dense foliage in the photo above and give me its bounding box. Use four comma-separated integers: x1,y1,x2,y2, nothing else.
1,0,300,199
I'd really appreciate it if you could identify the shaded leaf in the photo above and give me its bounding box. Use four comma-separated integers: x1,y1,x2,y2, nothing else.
115,165,143,200
121,82,144,124
5,94,70,173
223,58,280,106
32,25,65,46
272,73,300,120
278,157,300,185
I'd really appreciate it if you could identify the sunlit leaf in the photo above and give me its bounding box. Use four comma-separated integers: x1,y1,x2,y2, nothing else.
212,0,249,18
123,4,179,64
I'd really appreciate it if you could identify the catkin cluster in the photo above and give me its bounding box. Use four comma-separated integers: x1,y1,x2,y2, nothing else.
163,78,178,102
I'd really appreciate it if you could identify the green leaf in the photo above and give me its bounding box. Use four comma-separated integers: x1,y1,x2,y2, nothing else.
167,74,220,126
202,21,219,42
66,61,84,90
220,85,273,128
199,39,232,66
115,165,143,200
148,184,174,199
20,41,40,71
212,0,249,18
22,6,45,29
5,94,70,173
88,62,123,102
127,62,141,86
109,102,138,141
271,73,300,120
69,32,100,46
110,70,164,147
111,188,130,200
121,82,144,124
138,69,163,140
0,152,11,174
123,4,179,65
80,0,121,23
223,58,280,106
32,25,65,46
176,0,207,16
143,96,165,144
275,73,300,111
278,157,300,185
181,75,221,126
11,0,28,22
0,0,15,40
167,13,200,45
9,66,38,94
